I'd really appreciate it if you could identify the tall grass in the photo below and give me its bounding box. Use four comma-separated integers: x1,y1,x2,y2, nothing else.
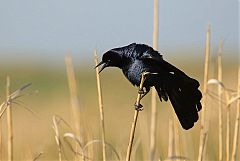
217,38,223,161
167,119,174,158
198,24,211,161
65,54,83,161
6,76,13,161
231,65,240,161
150,0,159,160
94,51,107,161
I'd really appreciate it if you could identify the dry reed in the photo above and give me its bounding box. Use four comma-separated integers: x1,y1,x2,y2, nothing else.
65,54,82,161
52,115,63,161
198,24,211,161
32,152,43,161
150,0,159,160
217,38,223,161
0,81,31,160
94,51,107,161
6,76,13,161
231,65,240,161
0,107,2,161
126,72,147,161
168,119,174,158
173,117,180,161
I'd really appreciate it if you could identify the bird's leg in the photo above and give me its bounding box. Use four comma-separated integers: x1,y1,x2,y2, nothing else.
138,87,145,95
140,87,150,100
135,87,151,111
134,102,143,111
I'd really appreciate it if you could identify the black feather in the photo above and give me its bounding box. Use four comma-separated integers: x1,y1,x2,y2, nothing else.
98,43,202,130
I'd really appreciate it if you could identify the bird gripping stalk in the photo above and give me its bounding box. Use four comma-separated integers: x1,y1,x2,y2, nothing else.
126,72,148,161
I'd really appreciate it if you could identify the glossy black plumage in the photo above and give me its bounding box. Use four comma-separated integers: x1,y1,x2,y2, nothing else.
96,43,202,130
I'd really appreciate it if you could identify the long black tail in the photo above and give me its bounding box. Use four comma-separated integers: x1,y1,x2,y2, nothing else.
155,60,202,130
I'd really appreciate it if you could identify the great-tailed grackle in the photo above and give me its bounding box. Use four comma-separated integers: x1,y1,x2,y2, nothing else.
95,43,202,130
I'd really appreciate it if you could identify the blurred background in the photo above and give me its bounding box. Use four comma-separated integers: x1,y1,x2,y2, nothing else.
0,0,239,160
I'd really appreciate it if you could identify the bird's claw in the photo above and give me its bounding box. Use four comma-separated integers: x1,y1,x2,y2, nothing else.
138,88,144,95
134,103,144,111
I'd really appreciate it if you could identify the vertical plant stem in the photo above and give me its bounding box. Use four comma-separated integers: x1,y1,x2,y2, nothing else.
231,65,240,161
168,119,174,158
217,38,223,161
198,24,211,161
226,104,230,161
6,76,13,161
94,51,106,161
150,0,159,160
174,118,180,161
52,116,62,161
0,112,2,161
65,55,82,161
126,73,146,161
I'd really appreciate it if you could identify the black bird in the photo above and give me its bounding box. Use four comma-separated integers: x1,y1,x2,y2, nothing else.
96,43,202,130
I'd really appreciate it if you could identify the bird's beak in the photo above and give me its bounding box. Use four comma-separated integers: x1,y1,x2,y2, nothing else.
95,61,109,74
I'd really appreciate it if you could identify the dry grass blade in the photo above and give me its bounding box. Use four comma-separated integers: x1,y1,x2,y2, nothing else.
209,78,240,161
217,39,223,161
94,51,107,161
150,0,159,160
65,54,82,139
0,102,7,119
227,96,240,106
226,104,230,161
52,115,73,161
231,65,240,161
65,54,83,161
63,133,87,160
0,83,32,119
52,115,63,161
207,79,225,89
168,119,174,158
126,72,147,161
9,83,32,100
198,24,211,161
83,140,120,161
32,152,43,161
0,133,1,161
6,76,13,161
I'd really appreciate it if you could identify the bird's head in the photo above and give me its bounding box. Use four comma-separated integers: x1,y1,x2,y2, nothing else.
95,49,123,73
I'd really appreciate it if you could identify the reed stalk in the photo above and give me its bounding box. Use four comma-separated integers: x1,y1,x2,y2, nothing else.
198,24,211,161
231,65,240,161
0,111,2,161
65,54,82,161
52,116,62,161
150,0,159,160
94,51,106,161
217,38,223,161
168,119,174,158
6,76,13,161
226,104,230,161
174,118,180,161
126,72,147,161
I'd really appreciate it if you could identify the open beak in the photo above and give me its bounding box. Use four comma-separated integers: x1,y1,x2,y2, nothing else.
95,61,109,73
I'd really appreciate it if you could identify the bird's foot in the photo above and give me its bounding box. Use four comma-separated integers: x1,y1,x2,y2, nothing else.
134,102,144,111
138,88,144,95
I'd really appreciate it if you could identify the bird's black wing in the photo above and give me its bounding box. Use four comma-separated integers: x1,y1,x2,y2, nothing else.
136,44,202,130
135,44,163,62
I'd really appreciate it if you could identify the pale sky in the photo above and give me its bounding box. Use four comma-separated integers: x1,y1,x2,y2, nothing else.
0,0,238,64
